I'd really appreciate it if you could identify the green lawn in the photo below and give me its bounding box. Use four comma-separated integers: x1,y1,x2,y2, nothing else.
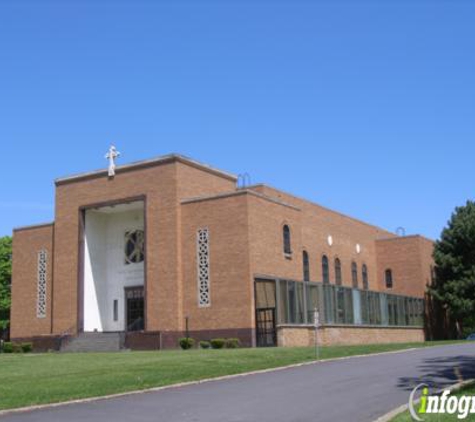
0,341,463,411
392,384,475,422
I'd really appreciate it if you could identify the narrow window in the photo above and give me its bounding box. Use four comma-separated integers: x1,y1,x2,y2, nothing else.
302,251,310,282
197,228,211,307
113,299,118,321
36,250,47,318
283,225,291,255
351,262,358,288
385,269,393,289
288,281,296,323
322,255,330,284
362,264,369,290
335,258,342,286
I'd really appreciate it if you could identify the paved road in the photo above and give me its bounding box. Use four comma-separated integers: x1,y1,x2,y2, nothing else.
2,343,475,422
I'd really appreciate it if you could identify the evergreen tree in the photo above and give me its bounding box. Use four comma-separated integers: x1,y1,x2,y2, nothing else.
0,236,12,333
432,201,475,337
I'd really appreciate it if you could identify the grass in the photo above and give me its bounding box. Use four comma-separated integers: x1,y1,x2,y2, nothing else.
0,340,464,411
392,384,475,422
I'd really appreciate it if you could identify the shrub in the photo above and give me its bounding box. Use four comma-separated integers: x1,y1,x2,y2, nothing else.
21,342,33,353
225,338,241,349
179,337,195,350
12,343,23,353
199,340,211,349
210,338,225,349
2,342,13,353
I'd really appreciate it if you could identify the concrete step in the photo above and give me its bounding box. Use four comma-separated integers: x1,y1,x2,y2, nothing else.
61,332,124,353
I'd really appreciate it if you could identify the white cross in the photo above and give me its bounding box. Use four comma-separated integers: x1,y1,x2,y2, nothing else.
105,145,120,177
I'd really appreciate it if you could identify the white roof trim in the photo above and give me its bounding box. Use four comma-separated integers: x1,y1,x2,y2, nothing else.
55,153,237,185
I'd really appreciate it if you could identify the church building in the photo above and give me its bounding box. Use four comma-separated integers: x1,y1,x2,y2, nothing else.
10,152,433,351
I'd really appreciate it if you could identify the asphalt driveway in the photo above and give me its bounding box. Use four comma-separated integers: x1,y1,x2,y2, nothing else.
2,343,475,422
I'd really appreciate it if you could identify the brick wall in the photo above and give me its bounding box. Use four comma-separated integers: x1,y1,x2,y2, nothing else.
247,192,303,282
248,185,433,298
277,326,424,347
31,157,235,337
11,156,434,345
376,235,434,297
175,162,236,329
180,192,253,337
53,162,178,334
248,185,389,290
11,224,54,338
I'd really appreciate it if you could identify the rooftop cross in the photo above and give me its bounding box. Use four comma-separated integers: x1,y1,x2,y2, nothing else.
105,145,120,177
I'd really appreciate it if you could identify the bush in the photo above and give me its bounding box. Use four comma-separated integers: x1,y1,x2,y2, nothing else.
12,343,23,353
179,337,195,350
2,342,13,353
225,338,241,349
21,342,33,353
210,338,225,349
199,340,211,349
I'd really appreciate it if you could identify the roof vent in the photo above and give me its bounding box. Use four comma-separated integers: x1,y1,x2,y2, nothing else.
237,173,251,189
396,227,406,237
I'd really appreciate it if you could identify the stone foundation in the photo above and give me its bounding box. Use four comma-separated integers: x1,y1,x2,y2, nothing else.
277,325,425,347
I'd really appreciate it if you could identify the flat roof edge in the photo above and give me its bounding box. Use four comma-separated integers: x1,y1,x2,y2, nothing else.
181,189,301,211
376,234,435,243
13,222,54,233
247,183,398,236
55,154,237,186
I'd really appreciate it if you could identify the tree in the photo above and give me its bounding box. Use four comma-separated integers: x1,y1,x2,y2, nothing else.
432,201,475,338
0,236,12,335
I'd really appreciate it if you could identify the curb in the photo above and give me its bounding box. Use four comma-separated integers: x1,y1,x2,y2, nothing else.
373,379,475,422
0,344,462,418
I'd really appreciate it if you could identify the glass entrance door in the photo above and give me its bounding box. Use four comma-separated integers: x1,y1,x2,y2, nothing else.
125,287,144,331
255,279,277,347
256,308,276,347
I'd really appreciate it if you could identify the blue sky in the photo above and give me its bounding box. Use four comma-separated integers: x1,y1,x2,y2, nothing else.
0,1,474,239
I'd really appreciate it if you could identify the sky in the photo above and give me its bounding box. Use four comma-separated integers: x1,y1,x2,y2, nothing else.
0,1,474,239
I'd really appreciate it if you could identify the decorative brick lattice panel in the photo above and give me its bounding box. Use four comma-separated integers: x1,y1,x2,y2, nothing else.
197,228,210,307
37,250,47,318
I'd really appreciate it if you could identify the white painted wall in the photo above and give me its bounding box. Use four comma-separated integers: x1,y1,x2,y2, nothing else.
83,212,107,332
83,208,144,332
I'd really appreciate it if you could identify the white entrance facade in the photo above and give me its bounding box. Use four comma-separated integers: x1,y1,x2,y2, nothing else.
83,201,145,332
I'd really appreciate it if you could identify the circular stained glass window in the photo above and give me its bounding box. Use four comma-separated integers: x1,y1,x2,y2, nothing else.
124,230,145,264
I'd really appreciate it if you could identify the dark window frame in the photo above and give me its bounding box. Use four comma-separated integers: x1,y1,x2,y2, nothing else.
283,225,292,255
322,255,330,284
385,269,393,289
335,258,342,286
302,250,310,282
351,262,358,288
113,299,118,322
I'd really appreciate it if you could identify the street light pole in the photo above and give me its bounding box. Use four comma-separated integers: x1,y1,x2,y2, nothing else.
314,307,320,360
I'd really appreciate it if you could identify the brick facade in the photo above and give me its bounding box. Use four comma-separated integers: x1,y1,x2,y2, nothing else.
11,224,54,338
10,154,434,349
375,235,434,297
277,326,424,347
